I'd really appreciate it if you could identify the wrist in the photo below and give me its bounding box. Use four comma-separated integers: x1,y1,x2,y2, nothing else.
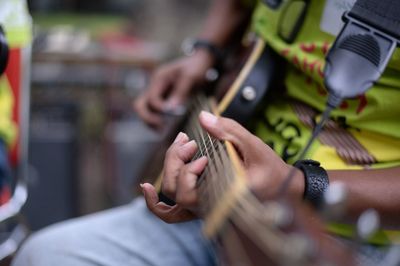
183,48,220,83
294,159,329,208
287,165,306,201
182,38,225,65
190,49,216,66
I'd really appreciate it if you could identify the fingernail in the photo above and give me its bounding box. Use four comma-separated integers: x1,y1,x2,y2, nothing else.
140,183,144,188
200,111,218,125
182,140,196,149
140,184,146,196
174,132,186,143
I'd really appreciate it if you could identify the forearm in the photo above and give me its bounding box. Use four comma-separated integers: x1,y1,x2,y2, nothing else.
328,167,400,228
198,0,254,48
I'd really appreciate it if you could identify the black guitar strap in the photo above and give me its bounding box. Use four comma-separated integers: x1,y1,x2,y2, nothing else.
349,0,400,40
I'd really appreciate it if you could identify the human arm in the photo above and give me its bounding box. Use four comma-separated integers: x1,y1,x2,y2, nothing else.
141,111,304,222
142,111,400,228
133,0,254,127
328,167,400,227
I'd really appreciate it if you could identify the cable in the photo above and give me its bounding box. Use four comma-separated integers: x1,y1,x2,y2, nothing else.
276,94,342,198
276,10,400,199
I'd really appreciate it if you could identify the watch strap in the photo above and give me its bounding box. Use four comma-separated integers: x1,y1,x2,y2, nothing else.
294,159,329,208
182,38,225,63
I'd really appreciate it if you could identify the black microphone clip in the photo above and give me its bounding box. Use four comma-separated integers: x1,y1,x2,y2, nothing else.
324,12,400,108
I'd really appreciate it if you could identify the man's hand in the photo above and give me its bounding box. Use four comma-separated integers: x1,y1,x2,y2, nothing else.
198,112,305,202
133,51,215,127
141,132,207,223
142,111,305,223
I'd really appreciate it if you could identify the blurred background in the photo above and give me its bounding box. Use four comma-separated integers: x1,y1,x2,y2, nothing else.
21,0,210,232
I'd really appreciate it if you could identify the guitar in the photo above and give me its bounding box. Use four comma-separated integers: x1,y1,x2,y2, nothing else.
148,37,355,265
149,37,281,192
180,94,354,265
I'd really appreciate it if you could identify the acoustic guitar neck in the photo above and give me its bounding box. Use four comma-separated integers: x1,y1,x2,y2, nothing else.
182,94,354,266
152,37,354,265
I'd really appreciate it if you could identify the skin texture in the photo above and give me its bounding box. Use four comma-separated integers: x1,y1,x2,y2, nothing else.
138,0,400,229
133,0,252,128
133,50,215,127
142,111,305,223
142,112,400,228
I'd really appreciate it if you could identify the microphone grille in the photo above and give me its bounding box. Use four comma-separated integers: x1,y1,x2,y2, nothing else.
339,34,381,66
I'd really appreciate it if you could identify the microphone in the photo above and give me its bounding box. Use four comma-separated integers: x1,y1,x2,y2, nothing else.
324,12,399,108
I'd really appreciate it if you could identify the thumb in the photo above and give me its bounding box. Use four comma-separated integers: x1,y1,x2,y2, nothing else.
198,111,255,156
141,183,160,209
165,77,193,111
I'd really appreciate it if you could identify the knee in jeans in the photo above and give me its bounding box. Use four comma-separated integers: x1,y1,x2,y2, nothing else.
13,226,66,265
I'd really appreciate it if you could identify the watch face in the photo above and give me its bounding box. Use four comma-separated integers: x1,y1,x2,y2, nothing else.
181,38,196,57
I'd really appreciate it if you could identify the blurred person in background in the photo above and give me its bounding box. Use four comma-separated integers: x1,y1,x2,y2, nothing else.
0,25,14,205
0,0,31,206
13,0,400,265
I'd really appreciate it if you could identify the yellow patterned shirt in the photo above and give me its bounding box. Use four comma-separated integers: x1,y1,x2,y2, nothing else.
251,0,400,244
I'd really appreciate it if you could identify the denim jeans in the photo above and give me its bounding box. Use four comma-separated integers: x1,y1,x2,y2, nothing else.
12,196,393,266
12,197,216,266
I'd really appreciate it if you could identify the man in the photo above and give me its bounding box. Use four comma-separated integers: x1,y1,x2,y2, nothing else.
13,0,400,265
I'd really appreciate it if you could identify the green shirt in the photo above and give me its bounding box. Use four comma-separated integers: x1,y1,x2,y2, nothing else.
251,0,400,244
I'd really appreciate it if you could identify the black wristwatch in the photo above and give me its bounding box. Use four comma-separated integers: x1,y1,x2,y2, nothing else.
294,159,329,208
181,38,225,63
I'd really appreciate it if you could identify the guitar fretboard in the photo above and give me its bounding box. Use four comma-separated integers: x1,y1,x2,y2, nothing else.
183,95,237,220
180,94,352,266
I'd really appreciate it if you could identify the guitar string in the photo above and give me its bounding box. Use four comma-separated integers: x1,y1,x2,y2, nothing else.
183,95,312,264
190,97,213,214
200,96,236,217
193,95,224,215
197,96,251,237
231,202,298,264
226,178,317,265
197,95,226,209
196,128,283,262
184,96,218,214
180,95,335,265
197,96,244,212
208,96,306,259
203,118,230,218
187,96,269,222
185,95,233,215
220,222,254,266
221,176,309,264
